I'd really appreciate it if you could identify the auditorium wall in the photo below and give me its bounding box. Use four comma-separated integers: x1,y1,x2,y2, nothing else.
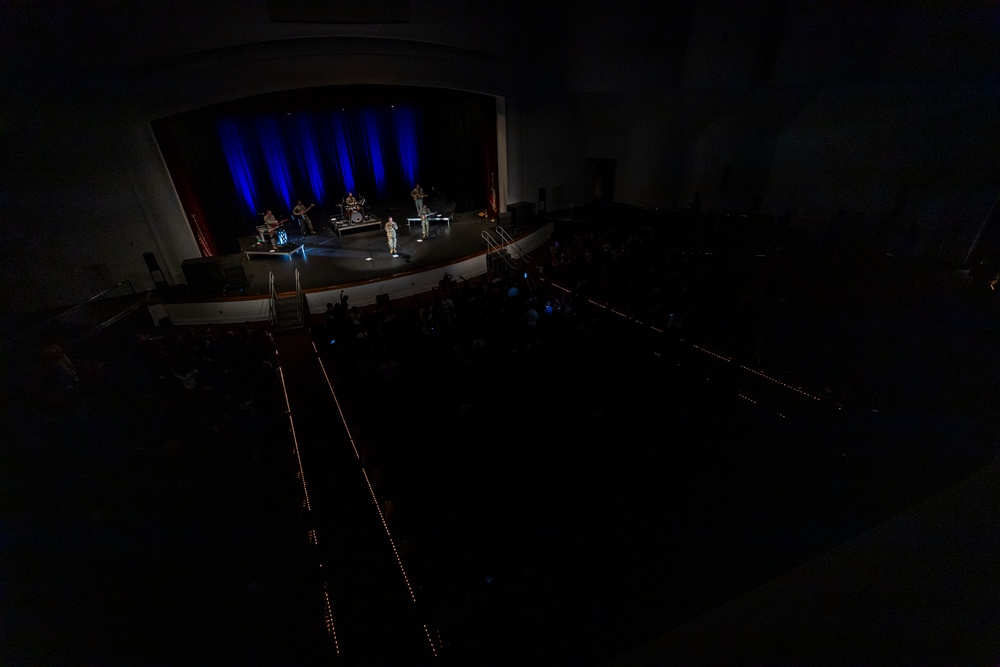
2,1,998,313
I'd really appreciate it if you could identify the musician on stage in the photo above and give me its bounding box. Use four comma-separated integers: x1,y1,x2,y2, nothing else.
411,183,428,216
384,216,399,255
292,200,316,235
263,209,281,250
345,192,358,212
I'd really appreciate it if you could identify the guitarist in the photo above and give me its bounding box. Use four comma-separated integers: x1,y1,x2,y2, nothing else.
411,183,428,217
292,200,316,235
263,209,288,251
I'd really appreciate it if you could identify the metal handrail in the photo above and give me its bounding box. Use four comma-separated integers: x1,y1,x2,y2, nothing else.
1,280,139,349
268,270,305,330
293,268,304,325
481,230,498,253
268,272,276,325
495,226,532,264
481,230,518,269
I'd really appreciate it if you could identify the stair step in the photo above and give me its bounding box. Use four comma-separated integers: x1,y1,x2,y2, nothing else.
271,294,304,331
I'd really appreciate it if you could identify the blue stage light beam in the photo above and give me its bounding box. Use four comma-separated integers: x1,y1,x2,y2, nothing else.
291,113,325,204
362,110,387,199
394,106,419,188
256,116,294,209
217,118,258,215
329,111,355,195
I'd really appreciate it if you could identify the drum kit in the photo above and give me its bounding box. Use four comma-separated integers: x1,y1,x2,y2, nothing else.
340,196,367,224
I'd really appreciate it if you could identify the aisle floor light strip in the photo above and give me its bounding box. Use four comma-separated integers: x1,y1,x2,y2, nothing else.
692,344,732,363
276,354,339,655
277,365,313,511
316,355,362,461
322,583,341,654
545,278,829,404
316,353,439,658
737,364,823,401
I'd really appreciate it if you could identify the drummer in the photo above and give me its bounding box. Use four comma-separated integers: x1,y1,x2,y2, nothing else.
344,192,358,213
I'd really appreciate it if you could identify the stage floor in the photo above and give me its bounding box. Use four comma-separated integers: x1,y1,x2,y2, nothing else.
222,201,541,298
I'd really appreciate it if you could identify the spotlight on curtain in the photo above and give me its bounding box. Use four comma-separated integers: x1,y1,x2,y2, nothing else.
362,110,388,199
217,118,258,216
292,113,325,204
329,111,355,195
256,116,294,210
394,106,419,190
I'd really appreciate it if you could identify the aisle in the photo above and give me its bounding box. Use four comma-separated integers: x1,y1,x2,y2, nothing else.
274,328,439,663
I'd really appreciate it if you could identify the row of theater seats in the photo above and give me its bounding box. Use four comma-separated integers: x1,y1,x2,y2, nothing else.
6,321,329,663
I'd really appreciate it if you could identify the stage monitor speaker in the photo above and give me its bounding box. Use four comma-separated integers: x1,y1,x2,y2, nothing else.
181,257,226,293
507,201,533,231
221,256,248,288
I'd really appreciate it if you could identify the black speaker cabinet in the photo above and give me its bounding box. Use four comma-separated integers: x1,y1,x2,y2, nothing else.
221,256,249,288
181,257,226,293
507,201,533,231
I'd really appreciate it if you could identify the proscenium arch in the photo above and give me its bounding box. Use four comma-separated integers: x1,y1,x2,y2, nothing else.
117,36,511,275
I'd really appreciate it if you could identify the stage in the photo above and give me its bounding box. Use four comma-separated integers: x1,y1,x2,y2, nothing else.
158,200,553,325
243,239,306,258
333,218,382,236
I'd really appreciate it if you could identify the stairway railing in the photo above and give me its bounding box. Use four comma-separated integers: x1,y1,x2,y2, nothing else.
268,272,276,325
1,280,140,349
293,268,303,325
270,269,305,331
496,226,532,264
481,230,518,269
